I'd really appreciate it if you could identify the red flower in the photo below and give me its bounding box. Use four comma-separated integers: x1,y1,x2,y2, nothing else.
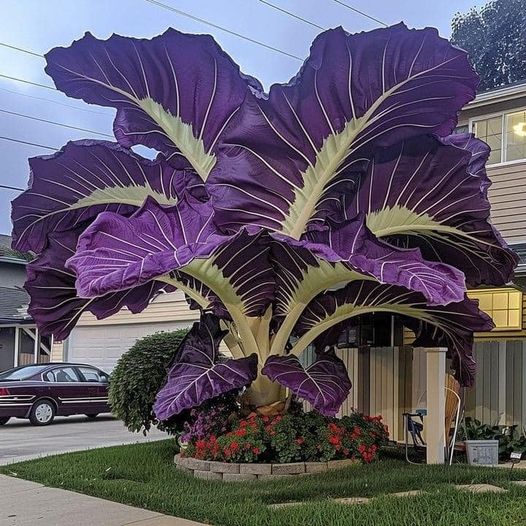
329,435,341,445
252,447,261,455
295,437,305,445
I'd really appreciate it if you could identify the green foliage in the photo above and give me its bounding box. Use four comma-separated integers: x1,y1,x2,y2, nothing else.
182,408,389,464
459,417,526,459
109,329,188,434
451,0,526,91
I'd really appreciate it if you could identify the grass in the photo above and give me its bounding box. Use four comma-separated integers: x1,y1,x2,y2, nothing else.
2,440,526,526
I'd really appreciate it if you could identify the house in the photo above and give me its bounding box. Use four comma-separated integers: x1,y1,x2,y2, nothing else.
35,81,526,444
457,81,526,430
0,234,51,371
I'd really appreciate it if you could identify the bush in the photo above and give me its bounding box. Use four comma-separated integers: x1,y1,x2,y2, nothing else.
109,329,188,434
182,406,389,464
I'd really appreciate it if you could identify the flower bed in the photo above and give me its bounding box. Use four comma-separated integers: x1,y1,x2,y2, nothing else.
175,404,388,480
174,453,359,481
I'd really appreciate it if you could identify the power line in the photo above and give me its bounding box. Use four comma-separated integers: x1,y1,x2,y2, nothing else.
0,74,109,117
258,0,325,30
0,73,54,91
144,0,303,61
0,182,25,192
0,136,58,151
0,42,43,58
0,86,107,116
0,108,113,138
331,0,388,26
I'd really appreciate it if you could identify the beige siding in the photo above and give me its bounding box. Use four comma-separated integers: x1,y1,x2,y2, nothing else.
487,161,526,244
75,290,197,327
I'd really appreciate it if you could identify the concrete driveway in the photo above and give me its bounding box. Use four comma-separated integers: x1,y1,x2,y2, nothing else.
0,414,166,465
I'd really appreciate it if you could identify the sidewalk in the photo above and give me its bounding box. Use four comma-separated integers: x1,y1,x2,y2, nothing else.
0,475,205,526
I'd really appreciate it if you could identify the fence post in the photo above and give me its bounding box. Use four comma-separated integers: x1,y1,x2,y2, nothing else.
421,347,447,464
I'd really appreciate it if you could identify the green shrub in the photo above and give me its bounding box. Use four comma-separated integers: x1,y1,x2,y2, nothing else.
109,329,188,434
182,408,389,463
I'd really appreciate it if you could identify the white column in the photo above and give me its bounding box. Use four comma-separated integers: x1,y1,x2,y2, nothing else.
13,326,19,367
33,327,39,364
423,347,447,464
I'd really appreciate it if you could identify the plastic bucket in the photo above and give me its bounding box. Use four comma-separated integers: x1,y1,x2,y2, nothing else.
464,440,499,466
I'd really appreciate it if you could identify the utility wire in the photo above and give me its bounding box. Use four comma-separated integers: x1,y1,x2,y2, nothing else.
0,182,25,192
0,86,107,115
0,42,43,58
258,0,325,30
144,0,303,61
0,136,58,151
0,73,54,91
331,0,388,26
0,108,113,138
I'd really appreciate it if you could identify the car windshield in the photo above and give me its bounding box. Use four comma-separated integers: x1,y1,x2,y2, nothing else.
0,365,48,381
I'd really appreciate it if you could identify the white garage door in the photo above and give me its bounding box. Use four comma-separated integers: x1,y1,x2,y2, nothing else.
66,321,193,373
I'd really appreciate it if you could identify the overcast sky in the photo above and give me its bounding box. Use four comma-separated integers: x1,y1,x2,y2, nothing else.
0,0,485,235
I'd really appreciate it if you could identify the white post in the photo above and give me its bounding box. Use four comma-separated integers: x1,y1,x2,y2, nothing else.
13,326,19,367
423,347,447,464
33,327,39,364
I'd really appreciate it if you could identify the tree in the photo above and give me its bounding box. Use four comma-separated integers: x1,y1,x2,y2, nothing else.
11,24,516,421
451,0,526,91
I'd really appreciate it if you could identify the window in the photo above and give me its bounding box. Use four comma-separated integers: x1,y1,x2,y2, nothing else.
0,365,48,381
43,367,79,383
472,109,526,165
506,110,526,162
467,288,522,331
77,367,106,382
472,115,503,164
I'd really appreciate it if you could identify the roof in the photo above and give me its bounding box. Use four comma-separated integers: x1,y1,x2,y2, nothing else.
0,234,31,264
0,234,14,257
0,287,32,325
468,79,526,109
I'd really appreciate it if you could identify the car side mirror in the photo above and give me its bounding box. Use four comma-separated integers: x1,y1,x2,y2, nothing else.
100,376,109,384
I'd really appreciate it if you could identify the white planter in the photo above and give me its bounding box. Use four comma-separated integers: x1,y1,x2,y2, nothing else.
464,440,499,466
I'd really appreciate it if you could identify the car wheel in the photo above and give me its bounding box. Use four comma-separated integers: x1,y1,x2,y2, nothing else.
29,400,55,426
0,417,10,425
85,414,99,419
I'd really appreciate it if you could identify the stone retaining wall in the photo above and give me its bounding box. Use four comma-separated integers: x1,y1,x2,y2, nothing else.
174,454,358,481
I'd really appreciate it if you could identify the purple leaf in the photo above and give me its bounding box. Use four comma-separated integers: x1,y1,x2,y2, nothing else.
45,29,262,179
209,23,478,237
262,353,351,416
303,218,466,305
154,314,258,419
11,140,196,253
67,198,274,317
25,229,166,339
295,281,493,386
345,134,518,286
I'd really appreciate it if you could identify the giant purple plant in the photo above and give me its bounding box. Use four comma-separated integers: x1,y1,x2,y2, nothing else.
11,24,517,418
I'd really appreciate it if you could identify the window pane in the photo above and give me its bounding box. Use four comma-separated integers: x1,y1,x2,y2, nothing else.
473,116,502,163
78,367,102,382
506,110,526,162
45,367,79,382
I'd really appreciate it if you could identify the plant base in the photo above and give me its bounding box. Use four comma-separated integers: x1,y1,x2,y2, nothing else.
174,454,358,481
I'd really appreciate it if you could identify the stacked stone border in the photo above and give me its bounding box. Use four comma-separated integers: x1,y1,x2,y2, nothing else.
174,454,358,481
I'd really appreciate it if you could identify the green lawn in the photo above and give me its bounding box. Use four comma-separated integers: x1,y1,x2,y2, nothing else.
2,440,526,526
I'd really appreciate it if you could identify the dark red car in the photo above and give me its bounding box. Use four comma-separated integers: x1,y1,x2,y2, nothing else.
0,363,110,426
